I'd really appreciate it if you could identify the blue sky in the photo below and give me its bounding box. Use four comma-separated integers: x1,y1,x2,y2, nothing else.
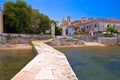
0,0,120,21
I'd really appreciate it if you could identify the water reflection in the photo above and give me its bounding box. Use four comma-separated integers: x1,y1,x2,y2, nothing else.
56,47,120,80
0,49,35,80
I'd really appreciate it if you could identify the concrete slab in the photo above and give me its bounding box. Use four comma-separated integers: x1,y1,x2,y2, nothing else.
35,67,54,80
11,41,78,80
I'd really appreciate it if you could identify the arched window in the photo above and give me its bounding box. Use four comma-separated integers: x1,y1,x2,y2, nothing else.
90,33,91,35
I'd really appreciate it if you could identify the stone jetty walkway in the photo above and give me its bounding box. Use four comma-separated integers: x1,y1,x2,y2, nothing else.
11,41,78,80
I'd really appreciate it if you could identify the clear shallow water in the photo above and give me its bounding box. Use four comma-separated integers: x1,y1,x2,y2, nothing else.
56,47,120,80
0,49,35,80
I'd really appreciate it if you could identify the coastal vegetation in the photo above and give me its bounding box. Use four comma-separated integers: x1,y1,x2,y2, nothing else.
51,20,62,35
3,0,50,34
6,35,12,43
106,27,118,37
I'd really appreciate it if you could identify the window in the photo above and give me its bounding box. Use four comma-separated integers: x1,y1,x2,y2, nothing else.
90,33,91,35
87,26,89,29
113,25,115,28
93,32,97,35
95,24,97,28
89,25,91,28
107,25,109,28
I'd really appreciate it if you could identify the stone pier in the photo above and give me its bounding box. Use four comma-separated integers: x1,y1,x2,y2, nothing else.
11,41,78,80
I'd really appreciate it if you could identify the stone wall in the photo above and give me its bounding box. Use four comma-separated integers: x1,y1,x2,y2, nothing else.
0,33,51,44
56,35,97,42
1,36,30,44
2,33,51,39
98,37,118,45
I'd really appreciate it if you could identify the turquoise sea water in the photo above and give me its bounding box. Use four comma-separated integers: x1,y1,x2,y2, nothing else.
0,49,35,80
56,47,120,80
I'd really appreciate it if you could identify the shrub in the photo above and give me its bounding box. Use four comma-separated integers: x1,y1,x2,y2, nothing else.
6,35,12,43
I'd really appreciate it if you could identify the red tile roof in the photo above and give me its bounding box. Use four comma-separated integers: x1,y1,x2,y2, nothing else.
67,18,120,27
108,18,120,23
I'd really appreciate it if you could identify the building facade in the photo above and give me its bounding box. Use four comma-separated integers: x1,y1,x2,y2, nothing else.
60,16,120,36
77,18,120,36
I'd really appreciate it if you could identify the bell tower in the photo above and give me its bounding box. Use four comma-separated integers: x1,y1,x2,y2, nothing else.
81,17,86,23
0,9,3,34
67,16,71,22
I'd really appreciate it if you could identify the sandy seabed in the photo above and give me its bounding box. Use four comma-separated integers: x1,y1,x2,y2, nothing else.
52,42,106,48
0,44,32,50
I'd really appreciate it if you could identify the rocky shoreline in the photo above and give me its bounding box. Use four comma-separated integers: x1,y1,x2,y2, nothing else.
46,38,84,46
45,38,106,47
0,38,106,50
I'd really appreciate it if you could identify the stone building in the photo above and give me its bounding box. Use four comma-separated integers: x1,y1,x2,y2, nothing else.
60,16,87,36
61,18,68,36
76,18,120,36
60,16,75,36
67,16,75,35
60,16,120,36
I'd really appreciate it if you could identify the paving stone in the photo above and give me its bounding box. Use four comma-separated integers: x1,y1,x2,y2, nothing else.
11,41,78,80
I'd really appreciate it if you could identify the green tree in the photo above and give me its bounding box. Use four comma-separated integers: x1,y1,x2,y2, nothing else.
106,27,118,37
74,20,79,22
51,20,62,35
88,17,94,20
29,10,40,34
55,26,62,35
4,0,32,33
3,0,51,34
38,14,50,34
107,27,118,34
